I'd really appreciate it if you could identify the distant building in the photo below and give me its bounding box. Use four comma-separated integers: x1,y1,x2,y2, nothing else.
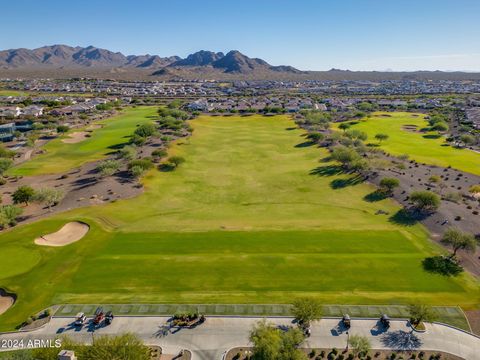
0,107,21,118
0,123,16,142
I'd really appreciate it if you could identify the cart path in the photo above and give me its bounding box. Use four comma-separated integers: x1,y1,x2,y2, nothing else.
1,317,479,360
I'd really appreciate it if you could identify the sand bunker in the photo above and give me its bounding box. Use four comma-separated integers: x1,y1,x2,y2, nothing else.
0,289,15,315
402,124,419,133
62,131,89,144
34,221,90,247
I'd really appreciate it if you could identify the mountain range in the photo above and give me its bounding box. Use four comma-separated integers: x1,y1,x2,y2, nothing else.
0,45,302,75
2,45,480,81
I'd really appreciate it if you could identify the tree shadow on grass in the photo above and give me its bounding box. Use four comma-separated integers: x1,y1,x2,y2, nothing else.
330,175,364,189
309,165,344,177
423,134,442,139
107,142,130,150
422,256,463,276
388,209,419,226
158,164,175,172
295,141,315,148
364,190,388,202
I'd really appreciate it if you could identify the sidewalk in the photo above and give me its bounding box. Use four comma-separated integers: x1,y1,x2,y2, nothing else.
0,316,478,360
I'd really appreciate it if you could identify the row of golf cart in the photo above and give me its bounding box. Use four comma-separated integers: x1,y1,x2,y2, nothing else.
74,307,114,328
341,314,390,329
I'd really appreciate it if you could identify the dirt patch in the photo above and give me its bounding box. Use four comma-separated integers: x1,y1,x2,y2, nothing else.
402,124,420,132
0,288,16,316
34,221,89,247
62,131,89,144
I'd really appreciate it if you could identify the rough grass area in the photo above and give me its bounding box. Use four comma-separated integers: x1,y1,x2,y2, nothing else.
0,114,478,331
10,106,158,176
335,112,480,175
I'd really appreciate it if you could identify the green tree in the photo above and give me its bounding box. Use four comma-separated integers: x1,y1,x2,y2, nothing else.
379,177,400,195
97,160,120,177
374,133,389,143
0,145,16,159
409,191,440,213
338,122,351,132
130,165,145,178
0,158,13,175
291,297,323,326
12,185,35,205
151,149,168,160
279,327,307,360
118,145,137,160
134,123,157,138
250,320,306,360
345,129,368,141
441,228,476,259
459,134,475,147
407,304,436,326
307,132,324,143
83,333,150,360
0,205,23,228
168,156,186,168
168,99,183,109
468,184,480,195
428,175,441,184
33,188,65,210
56,125,69,133
128,158,153,171
250,320,282,360
131,134,147,146
431,121,448,132
348,335,371,357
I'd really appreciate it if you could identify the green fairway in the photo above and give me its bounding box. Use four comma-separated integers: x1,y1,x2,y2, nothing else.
0,113,478,331
10,106,158,176
0,89,27,96
336,112,480,175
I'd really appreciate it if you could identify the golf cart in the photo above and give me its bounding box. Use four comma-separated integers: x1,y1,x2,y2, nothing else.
342,314,351,329
74,312,87,327
105,311,114,325
93,307,105,326
380,314,390,329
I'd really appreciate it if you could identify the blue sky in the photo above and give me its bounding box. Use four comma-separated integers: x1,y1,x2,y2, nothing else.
2,0,480,71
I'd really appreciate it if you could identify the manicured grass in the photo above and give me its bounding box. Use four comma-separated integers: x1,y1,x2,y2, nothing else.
10,106,158,176
335,112,480,175
0,114,478,331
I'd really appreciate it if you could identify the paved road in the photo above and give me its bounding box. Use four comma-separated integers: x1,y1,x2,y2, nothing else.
1,316,479,360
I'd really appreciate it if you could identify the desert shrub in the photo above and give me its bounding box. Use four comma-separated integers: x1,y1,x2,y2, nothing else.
96,160,120,177
128,158,153,171
118,145,137,160
134,123,157,138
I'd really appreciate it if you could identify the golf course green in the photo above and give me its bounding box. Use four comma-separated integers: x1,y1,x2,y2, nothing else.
338,112,480,175
10,106,158,176
0,113,478,331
